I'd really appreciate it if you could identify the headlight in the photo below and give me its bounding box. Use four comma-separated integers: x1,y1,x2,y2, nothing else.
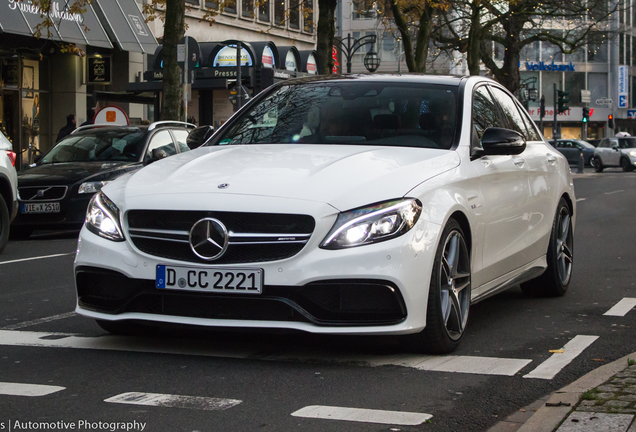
320,199,422,250
629,151,636,158
79,181,111,194
85,191,124,241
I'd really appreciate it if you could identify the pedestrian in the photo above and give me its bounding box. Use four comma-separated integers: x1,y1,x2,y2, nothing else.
56,114,76,143
80,108,95,127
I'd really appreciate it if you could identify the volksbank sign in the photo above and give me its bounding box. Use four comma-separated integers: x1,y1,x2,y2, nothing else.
524,62,576,72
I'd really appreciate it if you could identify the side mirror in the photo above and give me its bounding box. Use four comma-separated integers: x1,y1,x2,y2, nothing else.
481,127,526,156
144,148,168,166
612,144,619,151
187,125,215,149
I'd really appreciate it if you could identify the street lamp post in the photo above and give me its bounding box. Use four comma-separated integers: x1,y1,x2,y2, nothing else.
333,33,381,73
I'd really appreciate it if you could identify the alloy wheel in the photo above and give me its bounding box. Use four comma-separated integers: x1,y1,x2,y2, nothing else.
556,207,573,285
439,230,471,341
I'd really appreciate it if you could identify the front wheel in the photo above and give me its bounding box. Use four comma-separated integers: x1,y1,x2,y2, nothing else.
521,197,573,297
402,219,471,354
593,157,604,172
0,194,9,253
621,157,634,172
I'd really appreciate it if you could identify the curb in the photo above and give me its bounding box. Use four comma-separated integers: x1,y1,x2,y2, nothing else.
488,352,636,432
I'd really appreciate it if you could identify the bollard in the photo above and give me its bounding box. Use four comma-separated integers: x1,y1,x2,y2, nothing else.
577,151,585,173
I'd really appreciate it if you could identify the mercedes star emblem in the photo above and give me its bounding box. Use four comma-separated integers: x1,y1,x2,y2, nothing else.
189,218,229,260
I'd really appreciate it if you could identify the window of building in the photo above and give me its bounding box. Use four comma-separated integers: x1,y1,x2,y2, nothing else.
352,0,375,19
564,73,585,106
186,0,200,5
588,73,608,107
274,0,285,25
542,35,563,62
223,0,237,14
587,35,608,63
520,38,540,62
542,72,562,107
620,34,625,64
303,0,313,32
205,0,218,9
259,0,270,21
242,0,254,17
289,0,300,29
381,32,397,62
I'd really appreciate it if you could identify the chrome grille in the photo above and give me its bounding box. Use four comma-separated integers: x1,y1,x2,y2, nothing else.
18,186,68,201
127,210,315,264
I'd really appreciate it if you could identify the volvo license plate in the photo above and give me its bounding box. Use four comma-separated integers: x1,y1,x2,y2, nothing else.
21,202,60,213
156,265,263,294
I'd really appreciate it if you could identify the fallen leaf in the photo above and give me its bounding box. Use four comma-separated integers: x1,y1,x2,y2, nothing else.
519,409,526,412
549,349,565,353
533,409,538,412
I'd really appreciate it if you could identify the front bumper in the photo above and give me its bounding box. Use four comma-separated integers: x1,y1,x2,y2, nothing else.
74,212,442,335
12,193,92,230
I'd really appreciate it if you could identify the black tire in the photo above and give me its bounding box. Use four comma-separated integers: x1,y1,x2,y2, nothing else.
9,226,33,240
621,157,634,172
588,156,595,167
521,197,573,297
401,219,471,354
0,194,9,254
593,157,604,172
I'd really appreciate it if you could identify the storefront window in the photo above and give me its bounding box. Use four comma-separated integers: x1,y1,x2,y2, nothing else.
542,72,562,107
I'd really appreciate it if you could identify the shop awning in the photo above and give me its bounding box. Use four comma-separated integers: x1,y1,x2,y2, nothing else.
0,1,112,48
92,0,158,54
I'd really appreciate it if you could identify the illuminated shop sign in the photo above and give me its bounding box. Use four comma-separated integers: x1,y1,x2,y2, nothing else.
525,62,576,72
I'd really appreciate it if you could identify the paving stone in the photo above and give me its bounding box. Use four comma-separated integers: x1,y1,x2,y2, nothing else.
618,395,636,402
605,400,632,408
597,393,617,400
598,385,623,392
628,365,636,371
616,372,636,378
579,400,597,407
623,388,636,394
576,406,610,412
614,378,636,385
616,409,636,414
556,412,634,431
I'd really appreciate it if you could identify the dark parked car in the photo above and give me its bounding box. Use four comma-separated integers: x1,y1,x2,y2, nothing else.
553,139,596,166
11,121,201,239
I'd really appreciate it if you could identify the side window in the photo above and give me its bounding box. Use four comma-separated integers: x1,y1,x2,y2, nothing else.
564,141,574,148
146,130,177,160
472,86,503,146
599,139,608,148
489,86,528,138
556,141,565,148
172,130,191,152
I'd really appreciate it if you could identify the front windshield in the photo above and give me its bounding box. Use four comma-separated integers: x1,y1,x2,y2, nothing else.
41,129,146,164
214,82,459,149
619,138,636,149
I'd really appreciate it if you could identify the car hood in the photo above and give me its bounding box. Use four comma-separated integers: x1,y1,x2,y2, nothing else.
18,161,139,186
120,145,460,211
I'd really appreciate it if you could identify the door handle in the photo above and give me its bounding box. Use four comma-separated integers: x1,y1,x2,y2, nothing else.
547,154,557,163
513,157,525,167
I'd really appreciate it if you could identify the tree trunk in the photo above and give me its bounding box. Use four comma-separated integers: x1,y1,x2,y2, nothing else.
161,0,186,121
466,5,482,75
317,0,337,74
412,7,433,73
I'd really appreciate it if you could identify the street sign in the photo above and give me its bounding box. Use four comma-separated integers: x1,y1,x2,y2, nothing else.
628,110,636,119
581,90,591,103
596,98,613,107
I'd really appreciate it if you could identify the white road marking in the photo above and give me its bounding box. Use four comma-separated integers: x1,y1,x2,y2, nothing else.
604,298,636,317
291,405,432,425
0,382,65,396
523,335,599,380
1,312,76,330
0,330,533,376
576,198,586,202
105,392,241,411
604,190,624,195
0,252,75,265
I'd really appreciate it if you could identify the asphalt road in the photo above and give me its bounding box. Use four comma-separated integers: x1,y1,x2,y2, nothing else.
0,167,635,432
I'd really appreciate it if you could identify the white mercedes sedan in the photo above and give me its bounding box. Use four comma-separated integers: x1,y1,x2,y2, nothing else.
74,75,575,353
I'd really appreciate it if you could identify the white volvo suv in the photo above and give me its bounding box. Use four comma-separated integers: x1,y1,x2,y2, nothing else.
0,130,18,253
74,75,575,353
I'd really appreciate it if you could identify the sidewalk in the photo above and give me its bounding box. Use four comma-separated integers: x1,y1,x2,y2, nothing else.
489,352,636,432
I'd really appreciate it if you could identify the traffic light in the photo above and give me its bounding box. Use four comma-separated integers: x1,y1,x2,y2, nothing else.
557,90,570,114
540,96,546,118
582,107,589,123
608,114,614,129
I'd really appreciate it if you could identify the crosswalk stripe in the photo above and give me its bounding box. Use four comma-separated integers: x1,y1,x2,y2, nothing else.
604,298,636,317
523,335,599,380
0,382,65,396
0,330,533,376
291,405,432,425
104,392,241,411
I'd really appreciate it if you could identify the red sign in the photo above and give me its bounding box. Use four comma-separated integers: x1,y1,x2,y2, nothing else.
332,46,340,74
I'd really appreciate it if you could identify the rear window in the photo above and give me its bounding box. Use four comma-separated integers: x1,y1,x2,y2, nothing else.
213,82,459,150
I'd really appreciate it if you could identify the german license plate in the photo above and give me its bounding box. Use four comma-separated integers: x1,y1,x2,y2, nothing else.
21,202,60,213
156,265,263,294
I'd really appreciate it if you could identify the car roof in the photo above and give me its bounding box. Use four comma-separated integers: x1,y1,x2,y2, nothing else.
281,73,469,87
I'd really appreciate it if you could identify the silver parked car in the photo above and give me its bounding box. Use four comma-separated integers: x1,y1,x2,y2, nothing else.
593,137,636,172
